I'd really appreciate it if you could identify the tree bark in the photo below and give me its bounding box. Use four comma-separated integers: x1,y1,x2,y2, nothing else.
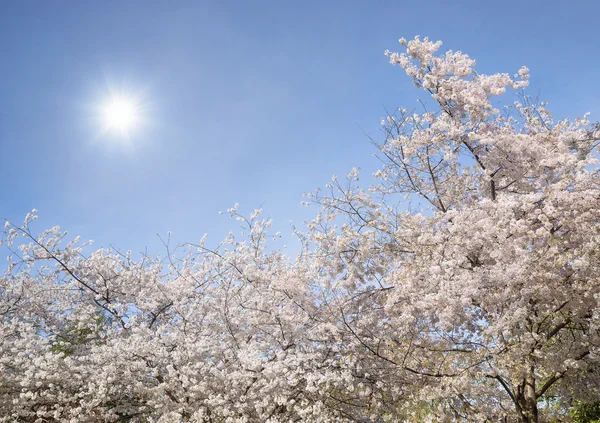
518,365,539,423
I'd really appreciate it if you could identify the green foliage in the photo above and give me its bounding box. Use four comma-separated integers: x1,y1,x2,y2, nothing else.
50,311,112,356
571,401,600,423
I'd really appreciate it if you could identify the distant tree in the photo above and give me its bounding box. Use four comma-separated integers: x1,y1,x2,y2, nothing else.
1,37,599,423
571,401,600,423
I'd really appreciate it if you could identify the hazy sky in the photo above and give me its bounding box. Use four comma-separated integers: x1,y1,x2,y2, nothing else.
1,0,599,254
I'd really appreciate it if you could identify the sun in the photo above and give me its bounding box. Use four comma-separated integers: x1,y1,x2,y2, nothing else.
102,94,140,136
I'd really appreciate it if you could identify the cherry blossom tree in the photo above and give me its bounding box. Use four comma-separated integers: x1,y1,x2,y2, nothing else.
305,37,600,422
1,36,599,423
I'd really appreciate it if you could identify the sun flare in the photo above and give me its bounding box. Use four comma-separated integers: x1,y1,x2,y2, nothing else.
102,94,140,136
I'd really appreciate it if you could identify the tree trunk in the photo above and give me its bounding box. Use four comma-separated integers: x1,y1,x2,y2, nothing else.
517,365,539,423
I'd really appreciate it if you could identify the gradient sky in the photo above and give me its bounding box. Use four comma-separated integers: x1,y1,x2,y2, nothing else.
1,0,599,254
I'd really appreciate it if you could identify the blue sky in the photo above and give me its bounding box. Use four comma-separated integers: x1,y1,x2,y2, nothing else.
1,0,599,254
